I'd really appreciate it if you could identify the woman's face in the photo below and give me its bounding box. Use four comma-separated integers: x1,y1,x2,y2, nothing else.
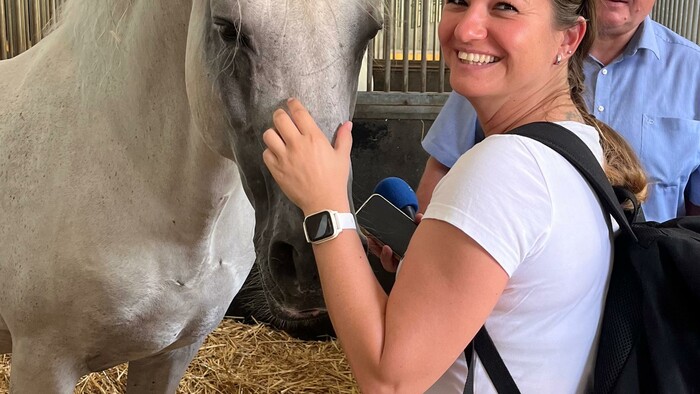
439,0,565,103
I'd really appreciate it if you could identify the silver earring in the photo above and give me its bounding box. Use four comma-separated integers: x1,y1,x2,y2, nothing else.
567,50,573,54
555,54,562,65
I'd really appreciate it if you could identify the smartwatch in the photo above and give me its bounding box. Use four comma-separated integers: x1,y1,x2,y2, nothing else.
303,210,356,244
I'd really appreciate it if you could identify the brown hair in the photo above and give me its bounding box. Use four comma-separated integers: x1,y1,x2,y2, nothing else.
552,0,649,204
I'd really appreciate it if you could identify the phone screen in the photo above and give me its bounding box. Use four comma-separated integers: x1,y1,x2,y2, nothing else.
356,194,417,259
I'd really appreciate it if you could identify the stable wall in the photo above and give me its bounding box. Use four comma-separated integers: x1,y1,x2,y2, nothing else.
350,91,448,291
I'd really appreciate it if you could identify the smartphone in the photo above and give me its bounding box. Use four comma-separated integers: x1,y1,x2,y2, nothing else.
356,193,418,259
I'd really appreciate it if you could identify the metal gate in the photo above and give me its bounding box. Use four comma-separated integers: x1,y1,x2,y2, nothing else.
652,0,700,44
0,0,65,60
3,0,699,89
363,0,700,93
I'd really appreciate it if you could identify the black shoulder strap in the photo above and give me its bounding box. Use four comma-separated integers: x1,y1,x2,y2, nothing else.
509,122,637,241
464,327,520,394
462,122,638,394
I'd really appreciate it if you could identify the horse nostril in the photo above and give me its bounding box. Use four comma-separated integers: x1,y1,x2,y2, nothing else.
270,241,296,284
269,241,319,298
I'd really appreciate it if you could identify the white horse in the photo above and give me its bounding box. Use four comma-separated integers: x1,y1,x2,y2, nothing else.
0,0,381,392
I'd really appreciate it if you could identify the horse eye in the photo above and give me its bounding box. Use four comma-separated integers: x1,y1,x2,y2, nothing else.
213,18,253,51
214,19,241,42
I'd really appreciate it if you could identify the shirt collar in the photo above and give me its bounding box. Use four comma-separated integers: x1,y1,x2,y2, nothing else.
623,16,661,60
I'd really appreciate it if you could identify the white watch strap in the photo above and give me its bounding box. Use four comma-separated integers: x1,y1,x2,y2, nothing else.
335,212,356,230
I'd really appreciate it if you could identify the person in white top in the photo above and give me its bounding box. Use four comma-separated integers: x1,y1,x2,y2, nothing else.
260,0,648,392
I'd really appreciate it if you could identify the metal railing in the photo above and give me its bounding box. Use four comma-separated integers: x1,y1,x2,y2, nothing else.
652,0,700,44
364,0,700,93
0,0,65,60
3,0,699,91
367,0,446,93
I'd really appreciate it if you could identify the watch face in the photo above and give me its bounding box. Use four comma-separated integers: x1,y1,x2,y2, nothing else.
304,211,336,242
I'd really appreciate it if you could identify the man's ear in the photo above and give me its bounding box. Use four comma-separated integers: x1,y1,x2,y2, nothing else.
560,16,587,59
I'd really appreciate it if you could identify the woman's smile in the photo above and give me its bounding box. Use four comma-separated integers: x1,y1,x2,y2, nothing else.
457,51,501,65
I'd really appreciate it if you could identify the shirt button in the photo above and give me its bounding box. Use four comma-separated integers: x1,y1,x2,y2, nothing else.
601,69,608,75
598,105,605,112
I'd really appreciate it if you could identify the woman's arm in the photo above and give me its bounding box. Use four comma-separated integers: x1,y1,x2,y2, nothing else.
319,219,508,392
263,99,508,392
416,157,450,214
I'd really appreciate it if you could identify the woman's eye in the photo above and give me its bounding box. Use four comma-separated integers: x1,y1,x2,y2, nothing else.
495,2,518,11
446,0,468,5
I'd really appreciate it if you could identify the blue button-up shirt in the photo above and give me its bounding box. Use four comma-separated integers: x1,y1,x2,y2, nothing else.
422,17,700,222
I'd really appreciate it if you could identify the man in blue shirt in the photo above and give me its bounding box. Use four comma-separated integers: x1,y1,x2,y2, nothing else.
417,2,700,222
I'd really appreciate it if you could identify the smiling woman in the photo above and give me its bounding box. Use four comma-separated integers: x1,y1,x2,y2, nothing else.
258,0,648,390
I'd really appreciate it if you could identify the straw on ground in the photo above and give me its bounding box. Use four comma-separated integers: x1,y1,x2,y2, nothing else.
0,318,359,394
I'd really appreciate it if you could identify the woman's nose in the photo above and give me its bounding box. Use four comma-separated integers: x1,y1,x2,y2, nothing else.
453,8,488,41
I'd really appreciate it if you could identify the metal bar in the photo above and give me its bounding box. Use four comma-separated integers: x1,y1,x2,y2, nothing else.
39,0,49,30
665,0,675,28
438,1,446,92
432,0,438,61
41,0,47,34
373,13,381,60
420,0,429,92
692,0,700,43
402,0,410,92
672,0,681,36
687,0,694,39
355,91,450,120
18,0,26,54
1,0,7,60
671,0,683,34
33,0,42,45
687,0,698,41
383,0,394,92
680,0,689,38
7,0,14,58
367,38,375,91
411,0,416,60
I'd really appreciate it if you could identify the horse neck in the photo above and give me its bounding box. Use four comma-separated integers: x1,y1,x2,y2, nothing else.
59,0,191,102
57,0,234,198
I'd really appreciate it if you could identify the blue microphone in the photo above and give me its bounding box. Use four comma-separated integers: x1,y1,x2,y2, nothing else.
373,177,419,221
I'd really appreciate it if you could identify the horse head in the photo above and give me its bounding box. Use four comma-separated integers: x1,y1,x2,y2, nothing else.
186,0,383,338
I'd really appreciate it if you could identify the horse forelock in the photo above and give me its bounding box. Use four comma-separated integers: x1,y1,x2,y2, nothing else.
231,0,383,27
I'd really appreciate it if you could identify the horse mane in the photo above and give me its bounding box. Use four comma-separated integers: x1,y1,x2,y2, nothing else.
46,0,189,98
50,0,133,47
39,0,135,92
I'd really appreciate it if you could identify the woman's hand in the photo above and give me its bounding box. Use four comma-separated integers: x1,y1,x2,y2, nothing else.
262,98,353,215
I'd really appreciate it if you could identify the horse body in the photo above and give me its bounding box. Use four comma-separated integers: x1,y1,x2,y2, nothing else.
0,0,381,392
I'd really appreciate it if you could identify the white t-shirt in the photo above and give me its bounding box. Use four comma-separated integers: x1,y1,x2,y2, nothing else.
422,122,615,394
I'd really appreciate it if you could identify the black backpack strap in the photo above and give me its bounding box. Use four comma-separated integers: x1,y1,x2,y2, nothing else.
509,123,647,394
464,327,520,394
508,122,637,241
461,122,637,394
